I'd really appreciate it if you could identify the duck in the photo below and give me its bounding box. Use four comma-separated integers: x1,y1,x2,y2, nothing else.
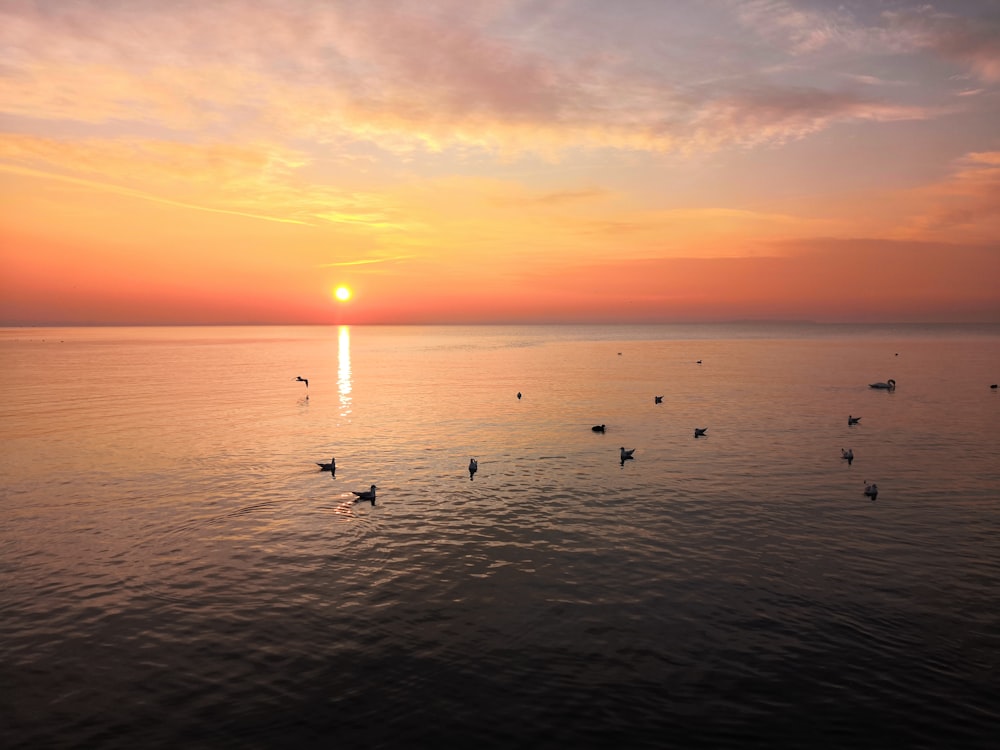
468,458,478,480
694,428,707,438
841,448,854,465
654,396,663,404
869,379,896,390
517,391,522,400
848,415,861,425
352,484,377,504
295,376,309,388
863,482,878,501
991,384,998,389
592,424,606,432
316,457,336,473
619,447,635,464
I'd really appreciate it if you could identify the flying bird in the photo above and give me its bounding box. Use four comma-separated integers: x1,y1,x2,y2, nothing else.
694,428,707,437
863,482,878,501
869,379,896,390
352,484,377,504
469,458,478,480
841,448,854,465
592,424,606,432
848,415,861,425
295,376,309,388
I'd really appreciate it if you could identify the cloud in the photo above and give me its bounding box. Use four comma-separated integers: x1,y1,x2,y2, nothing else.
884,7,1000,82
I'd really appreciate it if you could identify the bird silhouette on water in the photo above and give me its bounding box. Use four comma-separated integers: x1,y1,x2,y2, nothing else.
469,458,478,480
517,391,522,400
841,448,854,466
592,424,606,433
620,447,635,466
848,415,861,425
295,376,309,388
694,428,707,438
654,396,663,404
864,482,878,501
352,484,377,505
869,378,895,390
317,457,336,474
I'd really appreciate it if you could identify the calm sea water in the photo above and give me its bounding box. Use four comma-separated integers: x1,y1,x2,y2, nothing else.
2,324,999,749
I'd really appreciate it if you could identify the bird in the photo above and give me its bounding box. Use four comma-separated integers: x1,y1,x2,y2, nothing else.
620,447,635,464
841,448,854,465
991,384,998,389
295,376,309,388
696,360,702,364
694,428,707,437
869,378,896,390
469,458,478,480
517,391,522,400
352,484,377,504
848,415,861,425
863,482,878,501
654,396,663,404
317,457,336,473
592,424,606,432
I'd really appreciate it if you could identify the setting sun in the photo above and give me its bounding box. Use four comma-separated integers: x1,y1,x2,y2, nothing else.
334,286,352,302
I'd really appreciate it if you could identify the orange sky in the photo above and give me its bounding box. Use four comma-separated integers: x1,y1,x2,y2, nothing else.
1,1,999,325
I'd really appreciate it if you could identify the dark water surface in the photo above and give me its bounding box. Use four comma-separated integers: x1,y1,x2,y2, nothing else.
2,324,999,748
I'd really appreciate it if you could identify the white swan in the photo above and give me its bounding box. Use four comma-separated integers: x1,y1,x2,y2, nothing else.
869,379,896,390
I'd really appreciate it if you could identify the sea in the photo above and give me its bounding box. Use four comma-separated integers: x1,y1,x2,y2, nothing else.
2,323,999,749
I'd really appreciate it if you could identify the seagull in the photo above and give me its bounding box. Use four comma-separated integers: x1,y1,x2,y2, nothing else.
694,428,707,437
654,396,663,404
869,378,896,390
848,415,861,425
863,482,878,501
352,484,377,504
317,457,336,473
469,458,478,480
841,448,854,465
592,424,606,432
517,391,522,400
620,447,635,464
295,376,309,388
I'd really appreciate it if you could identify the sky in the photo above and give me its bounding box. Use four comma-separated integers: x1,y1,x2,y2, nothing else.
1,0,999,325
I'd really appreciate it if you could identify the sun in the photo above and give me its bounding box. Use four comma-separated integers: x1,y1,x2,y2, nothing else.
334,285,352,302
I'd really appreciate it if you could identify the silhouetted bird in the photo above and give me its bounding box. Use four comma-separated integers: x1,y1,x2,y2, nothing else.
654,396,663,404
469,458,478,480
517,392,522,400
694,428,707,437
317,457,336,473
848,415,861,425
295,376,309,388
841,448,854,466
592,424,606,432
869,379,896,390
620,447,635,465
864,482,878,501
352,484,377,505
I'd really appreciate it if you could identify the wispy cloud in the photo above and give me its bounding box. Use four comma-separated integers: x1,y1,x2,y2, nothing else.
317,255,417,268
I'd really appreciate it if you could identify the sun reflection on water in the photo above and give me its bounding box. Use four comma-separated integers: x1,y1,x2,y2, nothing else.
338,325,352,418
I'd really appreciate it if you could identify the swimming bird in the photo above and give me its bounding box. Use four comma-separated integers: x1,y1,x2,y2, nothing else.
592,424,606,432
694,427,707,437
841,448,854,465
295,376,309,388
620,447,635,465
869,378,896,390
517,391,522,400
991,384,998,389
317,457,336,473
352,484,377,504
469,458,478,480
848,415,861,425
863,482,878,501
654,396,663,404
696,360,702,364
